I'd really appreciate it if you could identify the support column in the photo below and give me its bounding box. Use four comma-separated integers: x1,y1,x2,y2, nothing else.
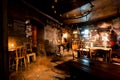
0,0,9,79
32,25,37,47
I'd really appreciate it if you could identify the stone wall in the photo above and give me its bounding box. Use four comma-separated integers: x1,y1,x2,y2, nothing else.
44,25,61,54
8,19,27,49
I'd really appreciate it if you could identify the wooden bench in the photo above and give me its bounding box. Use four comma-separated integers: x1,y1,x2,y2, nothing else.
58,58,120,80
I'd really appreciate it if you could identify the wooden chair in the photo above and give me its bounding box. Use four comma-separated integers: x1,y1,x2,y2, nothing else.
72,44,79,59
9,50,16,72
15,45,27,71
91,49,109,62
39,43,46,56
24,42,36,63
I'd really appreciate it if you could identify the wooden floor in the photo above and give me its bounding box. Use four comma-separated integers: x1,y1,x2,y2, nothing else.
55,57,120,80
112,58,120,63
54,53,120,79
9,54,120,80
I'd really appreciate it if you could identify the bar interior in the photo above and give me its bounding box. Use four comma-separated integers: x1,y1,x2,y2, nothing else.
1,0,120,80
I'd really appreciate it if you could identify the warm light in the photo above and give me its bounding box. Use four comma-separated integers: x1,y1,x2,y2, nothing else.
99,22,111,28
102,33,109,42
51,5,54,8
62,33,68,44
60,14,62,17
8,37,16,51
54,10,56,14
90,42,93,47
73,14,76,17
85,42,90,48
8,43,15,51
25,19,30,24
63,33,68,38
73,30,78,34
81,11,84,15
101,32,109,48
11,44,14,47
61,23,63,25
87,8,91,11
63,1,94,19
66,14,69,18
54,0,57,3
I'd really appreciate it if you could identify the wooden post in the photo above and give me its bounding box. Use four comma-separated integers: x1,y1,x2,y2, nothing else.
32,25,37,47
0,0,9,79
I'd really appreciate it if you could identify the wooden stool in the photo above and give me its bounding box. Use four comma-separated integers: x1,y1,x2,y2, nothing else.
26,52,36,63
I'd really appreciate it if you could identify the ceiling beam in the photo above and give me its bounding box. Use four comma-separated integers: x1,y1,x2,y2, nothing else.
21,0,61,25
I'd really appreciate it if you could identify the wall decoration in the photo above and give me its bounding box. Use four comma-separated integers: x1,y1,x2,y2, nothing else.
25,25,32,38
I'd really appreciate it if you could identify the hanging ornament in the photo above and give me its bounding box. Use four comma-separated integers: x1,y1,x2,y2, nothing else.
66,14,69,18
81,11,84,15
25,25,32,38
60,14,62,17
54,0,57,3
51,5,54,9
73,14,76,17
54,10,56,14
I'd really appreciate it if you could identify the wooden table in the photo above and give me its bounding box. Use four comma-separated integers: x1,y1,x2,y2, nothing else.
89,47,112,62
64,58,120,80
76,48,89,58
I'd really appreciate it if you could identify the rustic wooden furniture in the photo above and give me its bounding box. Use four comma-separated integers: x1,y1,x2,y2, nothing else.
24,42,36,63
9,50,16,71
26,52,36,63
38,43,46,56
15,46,27,71
9,45,27,72
77,48,89,58
89,47,112,62
59,58,120,80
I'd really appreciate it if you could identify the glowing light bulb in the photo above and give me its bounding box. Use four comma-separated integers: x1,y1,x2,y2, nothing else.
11,44,14,47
